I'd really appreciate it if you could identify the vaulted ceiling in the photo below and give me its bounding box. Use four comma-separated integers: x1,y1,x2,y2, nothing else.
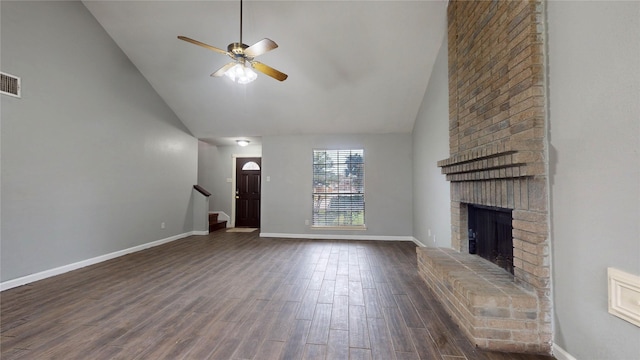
83,1,448,145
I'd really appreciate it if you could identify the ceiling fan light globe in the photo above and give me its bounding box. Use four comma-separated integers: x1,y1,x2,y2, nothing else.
224,63,242,81
239,67,257,84
225,63,257,84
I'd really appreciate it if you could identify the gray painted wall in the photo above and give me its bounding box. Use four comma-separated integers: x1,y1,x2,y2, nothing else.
547,1,640,358
197,141,262,218
261,133,413,237
412,34,451,248
1,1,197,282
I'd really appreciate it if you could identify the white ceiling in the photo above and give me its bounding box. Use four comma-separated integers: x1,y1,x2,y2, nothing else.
82,0,448,145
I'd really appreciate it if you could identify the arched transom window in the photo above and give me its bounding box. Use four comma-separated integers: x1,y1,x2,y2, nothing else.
242,161,261,171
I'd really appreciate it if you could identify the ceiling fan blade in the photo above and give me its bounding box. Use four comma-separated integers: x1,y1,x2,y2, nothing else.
211,62,237,77
252,61,288,81
178,36,228,55
244,38,278,58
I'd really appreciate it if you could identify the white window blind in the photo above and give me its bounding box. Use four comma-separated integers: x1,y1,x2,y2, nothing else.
312,149,364,228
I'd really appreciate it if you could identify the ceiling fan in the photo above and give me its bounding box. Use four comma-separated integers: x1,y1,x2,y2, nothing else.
178,0,287,84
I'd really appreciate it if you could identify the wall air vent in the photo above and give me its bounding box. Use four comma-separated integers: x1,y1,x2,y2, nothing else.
1,72,21,98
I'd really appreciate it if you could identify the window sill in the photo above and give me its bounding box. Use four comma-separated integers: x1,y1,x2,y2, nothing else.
310,225,367,231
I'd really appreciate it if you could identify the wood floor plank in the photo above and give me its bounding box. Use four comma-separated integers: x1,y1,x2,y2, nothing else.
268,301,300,342
327,329,349,359
356,250,371,271
254,340,285,360
181,337,222,359
360,269,376,289
337,258,350,277
50,326,128,359
23,325,99,359
335,274,350,296
303,343,327,360
330,295,349,331
396,351,421,360
317,279,335,304
348,280,365,306
375,282,398,308
287,278,310,302
404,282,434,314
233,306,280,360
348,305,370,349
307,303,332,344
308,271,325,291
86,345,124,360
135,334,196,360
0,319,61,349
394,294,426,328
0,232,555,360
280,319,312,360
384,307,416,353
363,287,384,319
419,309,466,358
208,336,242,360
409,327,443,360
314,257,329,272
323,262,338,281
297,289,321,320
367,317,397,360
385,268,409,295
349,264,362,281
350,348,373,360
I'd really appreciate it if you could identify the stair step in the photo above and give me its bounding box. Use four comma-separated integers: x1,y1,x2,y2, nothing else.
209,220,227,232
208,213,219,222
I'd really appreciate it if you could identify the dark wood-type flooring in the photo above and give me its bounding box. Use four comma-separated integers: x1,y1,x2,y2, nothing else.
1,231,555,360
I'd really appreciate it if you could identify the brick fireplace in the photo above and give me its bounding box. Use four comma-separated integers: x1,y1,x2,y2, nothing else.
417,0,552,354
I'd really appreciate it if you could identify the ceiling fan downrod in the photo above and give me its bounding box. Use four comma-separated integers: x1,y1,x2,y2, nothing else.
240,0,243,46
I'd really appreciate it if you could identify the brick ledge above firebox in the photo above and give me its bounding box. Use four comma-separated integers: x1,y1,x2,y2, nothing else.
438,143,546,182
417,247,551,354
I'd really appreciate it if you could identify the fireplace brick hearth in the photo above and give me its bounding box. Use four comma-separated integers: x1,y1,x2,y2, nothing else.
417,247,545,353
417,0,552,354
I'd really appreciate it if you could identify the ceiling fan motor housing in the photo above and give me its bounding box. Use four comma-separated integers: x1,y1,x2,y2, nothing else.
228,43,249,56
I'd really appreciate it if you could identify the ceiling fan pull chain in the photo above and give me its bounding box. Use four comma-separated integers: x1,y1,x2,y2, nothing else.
240,0,243,46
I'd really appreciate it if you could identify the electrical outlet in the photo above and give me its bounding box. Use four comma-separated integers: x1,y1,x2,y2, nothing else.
161,222,166,229
428,229,432,236
305,219,310,225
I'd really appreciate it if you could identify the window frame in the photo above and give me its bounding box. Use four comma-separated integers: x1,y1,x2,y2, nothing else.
311,148,366,230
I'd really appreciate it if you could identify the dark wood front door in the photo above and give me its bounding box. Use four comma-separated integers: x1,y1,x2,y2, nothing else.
235,157,261,228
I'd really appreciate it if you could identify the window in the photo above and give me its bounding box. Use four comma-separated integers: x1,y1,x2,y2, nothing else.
312,149,364,228
241,161,260,171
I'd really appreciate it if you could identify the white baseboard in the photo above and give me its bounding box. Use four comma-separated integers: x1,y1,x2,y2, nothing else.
260,232,415,242
553,343,577,360
0,231,197,292
411,236,427,247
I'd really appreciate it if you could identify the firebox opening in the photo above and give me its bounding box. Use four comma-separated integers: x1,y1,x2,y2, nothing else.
467,204,514,274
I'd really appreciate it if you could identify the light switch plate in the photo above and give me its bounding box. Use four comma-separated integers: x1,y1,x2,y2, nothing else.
608,267,640,327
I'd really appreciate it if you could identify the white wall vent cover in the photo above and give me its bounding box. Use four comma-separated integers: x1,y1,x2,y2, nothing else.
1,72,21,98
608,267,640,327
